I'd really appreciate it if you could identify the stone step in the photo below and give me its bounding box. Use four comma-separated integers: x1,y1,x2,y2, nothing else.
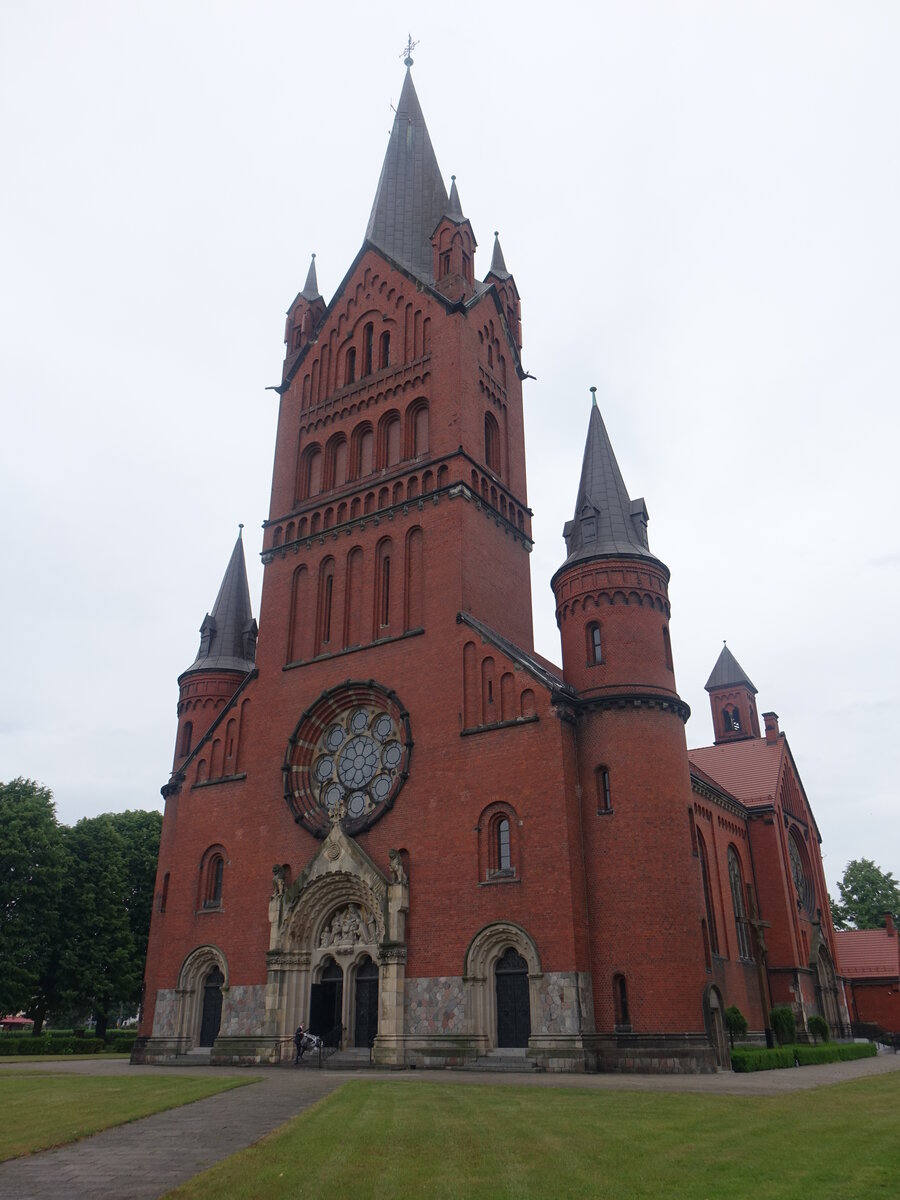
466,1053,542,1072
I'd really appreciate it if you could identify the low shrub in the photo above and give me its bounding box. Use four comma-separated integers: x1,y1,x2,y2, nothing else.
107,1032,138,1053
732,1042,877,1072
807,1015,830,1044
770,1006,796,1046
0,1035,105,1056
724,1005,748,1048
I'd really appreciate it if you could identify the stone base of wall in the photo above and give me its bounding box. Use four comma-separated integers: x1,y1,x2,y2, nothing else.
587,1032,718,1073
210,1036,284,1066
130,1036,192,1064
399,1033,488,1069
528,1034,593,1073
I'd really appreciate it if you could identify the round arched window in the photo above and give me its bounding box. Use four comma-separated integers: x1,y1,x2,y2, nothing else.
283,682,412,837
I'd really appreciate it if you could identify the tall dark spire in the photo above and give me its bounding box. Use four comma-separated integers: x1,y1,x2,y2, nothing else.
299,253,321,302
365,67,449,283
487,231,511,280
558,389,659,572
182,529,258,677
705,644,757,693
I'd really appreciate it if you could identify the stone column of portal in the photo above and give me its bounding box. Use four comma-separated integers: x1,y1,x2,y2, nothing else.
374,876,409,1066
263,951,309,1060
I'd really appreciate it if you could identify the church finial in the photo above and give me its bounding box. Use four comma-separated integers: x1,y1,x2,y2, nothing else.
590,386,598,409
238,523,244,537
401,34,418,67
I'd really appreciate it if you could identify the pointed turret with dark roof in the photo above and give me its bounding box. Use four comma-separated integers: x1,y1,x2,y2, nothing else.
705,644,757,694
365,65,449,284
555,389,661,579
298,253,322,302
486,231,511,281
704,643,760,743
181,529,258,678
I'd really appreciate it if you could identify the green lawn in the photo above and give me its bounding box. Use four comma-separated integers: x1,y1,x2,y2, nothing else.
168,1075,900,1200
0,1073,253,1161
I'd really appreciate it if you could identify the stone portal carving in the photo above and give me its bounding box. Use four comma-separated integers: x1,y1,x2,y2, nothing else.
263,820,409,1066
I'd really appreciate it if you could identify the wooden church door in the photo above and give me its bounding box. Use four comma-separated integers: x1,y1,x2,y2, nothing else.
310,957,343,1046
354,956,379,1048
199,966,224,1047
495,948,530,1047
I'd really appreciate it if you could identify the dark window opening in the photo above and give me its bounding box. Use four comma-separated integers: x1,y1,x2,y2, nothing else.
180,721,193,757
345,347,356,385
204,855,224,909
160,872,170,913
379,331,390,369
497,818,511,871
380,557,390,627
596,766,612,813
589,623,602,665
362,323,374,375
613,973,630,1027
697,834,718,954
323,575,333,644
723,706,741,733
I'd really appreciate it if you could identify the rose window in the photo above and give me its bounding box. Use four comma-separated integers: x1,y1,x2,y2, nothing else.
283,683,412,836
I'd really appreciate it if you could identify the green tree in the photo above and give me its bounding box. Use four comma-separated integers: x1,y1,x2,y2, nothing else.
107,809,162,1012
56,815,137,1041
0,779,64,1028
830,858,900,931
724,1005,748,1049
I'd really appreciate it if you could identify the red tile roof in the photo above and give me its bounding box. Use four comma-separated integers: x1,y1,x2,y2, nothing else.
689,737,784,809
835,929,900,979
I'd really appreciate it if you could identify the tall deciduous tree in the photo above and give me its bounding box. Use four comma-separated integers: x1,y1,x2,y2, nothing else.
0,779,63,1025
107,809,162,1006
56,815,137,1041
830,859,900,931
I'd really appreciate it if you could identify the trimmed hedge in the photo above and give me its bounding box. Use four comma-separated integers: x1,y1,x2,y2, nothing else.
0,1036,105,1056
732,1042,878,1072
107,1033,139,1052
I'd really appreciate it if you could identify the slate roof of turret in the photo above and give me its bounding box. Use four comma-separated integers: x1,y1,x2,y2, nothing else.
299,254,322,302
365,67,449,284
556,392,661,576
445,176,465,221
487,232,511,280
705,644,757,693
182,530,257,677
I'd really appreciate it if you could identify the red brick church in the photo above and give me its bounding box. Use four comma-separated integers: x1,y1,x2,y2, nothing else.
134,61,849,1072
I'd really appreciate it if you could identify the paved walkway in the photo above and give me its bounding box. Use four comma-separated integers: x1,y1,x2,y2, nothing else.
1,1051,898,1199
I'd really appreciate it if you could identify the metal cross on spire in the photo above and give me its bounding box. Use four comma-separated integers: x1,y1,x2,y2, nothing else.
401,34,419,66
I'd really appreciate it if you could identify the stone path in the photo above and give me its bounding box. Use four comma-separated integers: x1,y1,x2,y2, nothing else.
1,1051,898,1199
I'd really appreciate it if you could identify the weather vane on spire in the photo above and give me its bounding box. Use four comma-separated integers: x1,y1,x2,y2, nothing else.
401,34,419,67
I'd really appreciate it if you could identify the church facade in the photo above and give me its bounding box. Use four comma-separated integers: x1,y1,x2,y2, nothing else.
134,64,849,1073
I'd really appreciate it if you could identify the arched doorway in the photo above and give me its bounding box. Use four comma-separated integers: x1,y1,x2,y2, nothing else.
310,956,343,1047
354,956,379,1048
703,985,729,1069
199,966,224,1047
495,947,530,1047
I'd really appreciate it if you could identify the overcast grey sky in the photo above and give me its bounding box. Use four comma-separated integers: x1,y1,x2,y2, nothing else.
2,2,898,899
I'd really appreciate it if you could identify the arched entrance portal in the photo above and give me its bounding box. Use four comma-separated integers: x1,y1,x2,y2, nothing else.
495,947,531,1048
354,956,379,1048
309,956,343,1046
199,966,224,1047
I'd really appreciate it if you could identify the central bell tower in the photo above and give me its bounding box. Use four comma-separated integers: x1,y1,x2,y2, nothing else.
259,61,534,665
